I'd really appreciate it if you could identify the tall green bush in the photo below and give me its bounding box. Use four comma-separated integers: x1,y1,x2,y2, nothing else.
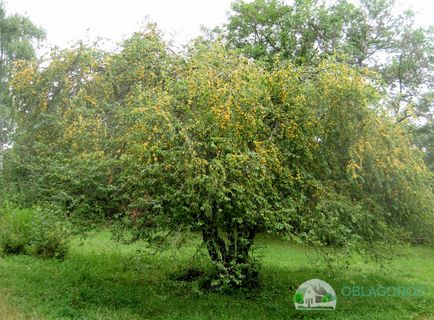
0,205,69,258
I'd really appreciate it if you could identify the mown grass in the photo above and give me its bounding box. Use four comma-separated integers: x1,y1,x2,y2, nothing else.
0,230,432,319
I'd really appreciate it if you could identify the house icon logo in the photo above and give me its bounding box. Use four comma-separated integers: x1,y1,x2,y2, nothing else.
294,279,337,310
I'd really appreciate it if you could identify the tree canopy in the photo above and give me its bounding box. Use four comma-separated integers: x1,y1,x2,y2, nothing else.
2,24,432,286
0,1,433,288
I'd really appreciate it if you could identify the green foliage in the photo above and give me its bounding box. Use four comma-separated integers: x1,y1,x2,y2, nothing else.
346,120,434,244
0,1,45,149
0,204,69,258
223,0,434,171
225,0,401,66
413,123,434,172
2,25,433,287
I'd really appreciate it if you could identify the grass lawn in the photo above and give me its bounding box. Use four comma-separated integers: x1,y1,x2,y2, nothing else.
0,231,432,319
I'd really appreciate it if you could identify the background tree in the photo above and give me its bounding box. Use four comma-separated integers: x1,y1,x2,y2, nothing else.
224,0,434,170
0,1,44,163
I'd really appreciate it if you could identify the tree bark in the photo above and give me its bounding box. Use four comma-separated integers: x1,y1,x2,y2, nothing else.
201,221,258,288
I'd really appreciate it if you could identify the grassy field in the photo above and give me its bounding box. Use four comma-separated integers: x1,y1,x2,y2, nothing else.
0,231,432,320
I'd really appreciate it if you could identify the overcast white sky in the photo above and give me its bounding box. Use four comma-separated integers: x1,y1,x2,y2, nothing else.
4,0,434,54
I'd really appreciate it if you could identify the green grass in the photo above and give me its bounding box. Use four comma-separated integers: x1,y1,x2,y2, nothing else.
0,231,433,320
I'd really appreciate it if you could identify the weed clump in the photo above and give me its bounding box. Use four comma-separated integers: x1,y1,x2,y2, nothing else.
0,206,69,259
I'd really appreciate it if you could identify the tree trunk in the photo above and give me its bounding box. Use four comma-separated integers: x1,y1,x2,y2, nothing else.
201,223,259,288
